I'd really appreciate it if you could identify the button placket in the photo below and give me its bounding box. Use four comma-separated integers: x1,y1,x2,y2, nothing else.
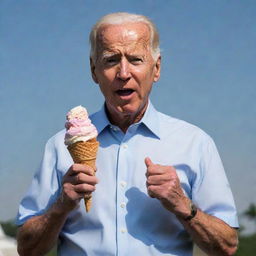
116,140,129,253
120,228,127,234
122,143,128,149
120,181,127,188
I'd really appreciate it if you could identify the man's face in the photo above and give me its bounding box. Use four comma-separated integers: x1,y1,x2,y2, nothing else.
90,22,161,122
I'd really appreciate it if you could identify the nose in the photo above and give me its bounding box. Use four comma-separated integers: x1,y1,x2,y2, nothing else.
116,58,131,81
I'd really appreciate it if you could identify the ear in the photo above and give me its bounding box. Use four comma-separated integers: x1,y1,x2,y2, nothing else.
153,55,161,82
90,57,99,84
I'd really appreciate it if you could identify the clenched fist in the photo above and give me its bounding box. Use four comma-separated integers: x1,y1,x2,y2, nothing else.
145,157,191,218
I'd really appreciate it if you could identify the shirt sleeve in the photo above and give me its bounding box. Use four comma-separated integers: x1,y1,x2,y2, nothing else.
16,136,62,226
192,135,239,228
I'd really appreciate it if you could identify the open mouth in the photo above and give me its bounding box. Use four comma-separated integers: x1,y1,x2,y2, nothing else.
116,89,135,96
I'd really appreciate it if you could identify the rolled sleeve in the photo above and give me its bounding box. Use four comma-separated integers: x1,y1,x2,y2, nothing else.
192,136,239,228
16,137,61,226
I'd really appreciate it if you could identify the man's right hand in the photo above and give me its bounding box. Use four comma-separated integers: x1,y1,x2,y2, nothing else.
17,163,98,256
60,164,99,211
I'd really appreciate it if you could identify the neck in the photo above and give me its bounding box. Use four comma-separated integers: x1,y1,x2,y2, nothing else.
105,102,148,133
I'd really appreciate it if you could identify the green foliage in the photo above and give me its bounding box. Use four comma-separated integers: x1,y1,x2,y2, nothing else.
0,220,18,238
244,203,256,221
46,247,57,256
0,219,57,255
235,233,256,256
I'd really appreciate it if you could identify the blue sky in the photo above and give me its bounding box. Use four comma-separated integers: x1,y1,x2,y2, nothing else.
1,0,255,233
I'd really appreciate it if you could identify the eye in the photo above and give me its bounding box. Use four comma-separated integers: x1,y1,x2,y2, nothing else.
130,57,143,64
107,58,117,63
104,56,119,66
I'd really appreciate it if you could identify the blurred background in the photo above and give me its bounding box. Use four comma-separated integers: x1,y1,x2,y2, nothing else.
0,0,255,255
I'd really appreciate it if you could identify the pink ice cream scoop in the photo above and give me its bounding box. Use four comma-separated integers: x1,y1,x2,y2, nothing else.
64,105,98,146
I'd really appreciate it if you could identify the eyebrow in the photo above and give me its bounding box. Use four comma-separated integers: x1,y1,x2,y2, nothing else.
101,52,118,59
98,51,146,63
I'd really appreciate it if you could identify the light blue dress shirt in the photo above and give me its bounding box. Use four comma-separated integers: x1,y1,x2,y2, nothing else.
17,102,239,256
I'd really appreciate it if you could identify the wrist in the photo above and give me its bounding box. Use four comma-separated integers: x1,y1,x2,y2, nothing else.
183,201,198,221
50,195,76,217
174,198,198,221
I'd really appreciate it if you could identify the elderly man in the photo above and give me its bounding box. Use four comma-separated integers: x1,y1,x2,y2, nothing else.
17,12,239,256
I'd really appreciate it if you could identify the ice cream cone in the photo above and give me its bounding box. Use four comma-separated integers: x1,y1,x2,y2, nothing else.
67,138,99,212
64,105,99,212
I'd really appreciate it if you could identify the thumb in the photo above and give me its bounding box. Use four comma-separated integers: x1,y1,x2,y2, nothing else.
145,157,154,168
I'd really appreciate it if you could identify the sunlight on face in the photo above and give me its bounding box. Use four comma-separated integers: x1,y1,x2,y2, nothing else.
91,22,161,129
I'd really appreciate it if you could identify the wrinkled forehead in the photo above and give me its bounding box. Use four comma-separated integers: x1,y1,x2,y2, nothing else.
96,22,151,52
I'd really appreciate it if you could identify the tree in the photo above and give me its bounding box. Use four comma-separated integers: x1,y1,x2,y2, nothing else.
244,203,256,231
0,220,17,238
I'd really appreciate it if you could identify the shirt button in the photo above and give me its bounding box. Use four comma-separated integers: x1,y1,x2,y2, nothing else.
120,181,127,188
120,202,126,208
122,144,128,149
121,228,127,233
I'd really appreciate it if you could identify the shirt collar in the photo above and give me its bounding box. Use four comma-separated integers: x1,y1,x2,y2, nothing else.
90,100,161,139
139,100,161,139
90,104,110,134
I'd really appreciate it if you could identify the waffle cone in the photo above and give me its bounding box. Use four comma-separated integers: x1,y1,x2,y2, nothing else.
67,138,99,212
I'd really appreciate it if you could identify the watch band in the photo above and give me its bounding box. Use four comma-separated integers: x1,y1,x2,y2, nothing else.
184,201,198,221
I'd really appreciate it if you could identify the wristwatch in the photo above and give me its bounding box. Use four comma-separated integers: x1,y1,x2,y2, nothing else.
184,201,198,221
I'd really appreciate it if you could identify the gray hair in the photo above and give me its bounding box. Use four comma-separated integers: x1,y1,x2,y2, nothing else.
89,12,160,61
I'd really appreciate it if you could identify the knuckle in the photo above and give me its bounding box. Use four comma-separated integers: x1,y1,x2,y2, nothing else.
166,174,173,182
82,183,89,190
168,170,176,179
85,166,94,175
63,183,70,190
76,174,80,182
75,184,84,192
89,170,95,176
85,184,94,192
77,173,84,182
147,176,152,184
147,185,154,193
71,164,78,171
87,184,95,192
70,164,80,173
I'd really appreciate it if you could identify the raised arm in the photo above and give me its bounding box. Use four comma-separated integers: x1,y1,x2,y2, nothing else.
145,157,238,256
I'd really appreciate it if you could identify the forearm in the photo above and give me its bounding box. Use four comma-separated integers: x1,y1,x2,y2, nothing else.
17,197,70,256
178,209,238,256
145,159,238,255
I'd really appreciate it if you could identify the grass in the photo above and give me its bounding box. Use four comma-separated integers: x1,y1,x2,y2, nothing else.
46,247,57,256
235,233,256,256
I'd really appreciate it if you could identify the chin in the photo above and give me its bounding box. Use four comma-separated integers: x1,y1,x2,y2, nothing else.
117,104,140,115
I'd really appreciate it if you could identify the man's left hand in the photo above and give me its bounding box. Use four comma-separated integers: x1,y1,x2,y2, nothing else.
145,157,190,218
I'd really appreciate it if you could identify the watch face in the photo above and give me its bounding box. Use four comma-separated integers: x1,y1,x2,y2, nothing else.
191,203,197,216
185,202,197,221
